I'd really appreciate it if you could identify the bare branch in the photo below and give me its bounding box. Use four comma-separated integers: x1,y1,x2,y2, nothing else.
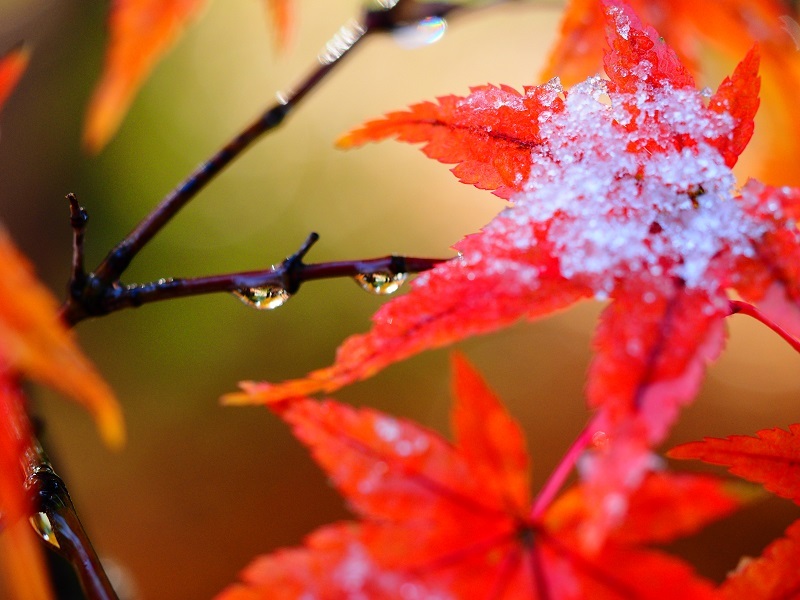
64,231,446,320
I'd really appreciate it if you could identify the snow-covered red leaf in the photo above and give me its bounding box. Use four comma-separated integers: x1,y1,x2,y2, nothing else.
601,0,694,94
228,0,800,542
222,358,720,599
669,424,800,504
337,81,565,199
706,46,760,169
544,0,800,185
720,519,800,600
84,0,207,152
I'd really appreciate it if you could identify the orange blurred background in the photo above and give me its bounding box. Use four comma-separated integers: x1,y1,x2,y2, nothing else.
0,1,798,598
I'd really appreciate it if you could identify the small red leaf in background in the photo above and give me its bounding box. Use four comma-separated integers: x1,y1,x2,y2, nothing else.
669,424,800,504
720,519,800,600
544,0,800,185
220,356,738,599
0,45,28,111
83,0,207,153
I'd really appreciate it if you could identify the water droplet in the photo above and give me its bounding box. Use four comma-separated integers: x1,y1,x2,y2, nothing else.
392,16,447,50
354,272,407,295
233,286,290,310
591,430,610,449
29,512,60,548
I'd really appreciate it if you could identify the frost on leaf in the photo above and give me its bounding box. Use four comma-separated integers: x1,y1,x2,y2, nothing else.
220,356,731,599
669,424,800,504
227,0,800,536
544,0,800,185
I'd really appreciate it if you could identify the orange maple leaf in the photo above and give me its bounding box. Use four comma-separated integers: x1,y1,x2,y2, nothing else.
266,0,294,52
669,424,800,505
218,355,743,599
0,229,124,448
225,1,800,528
719,519,800,600
0,227,125,598
543,0,800,186
0,45,122,599
84,0,294,152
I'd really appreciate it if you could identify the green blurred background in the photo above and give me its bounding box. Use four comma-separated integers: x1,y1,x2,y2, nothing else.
0,1,798,597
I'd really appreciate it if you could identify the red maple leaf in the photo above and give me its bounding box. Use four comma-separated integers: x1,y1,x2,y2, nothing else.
543,0,800,186
218,355,743,599
225,0,800,527
719,519,800,600
669,424,800,505
84,0,294,152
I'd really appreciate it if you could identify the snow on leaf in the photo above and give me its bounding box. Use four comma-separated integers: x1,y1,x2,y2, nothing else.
669,424,800,504
228,0,800,539
83,0,207,152
337,81,566,199
706,46,760,169
221,358,721,599
601,0,694,93
543,0,800,185
720,519,800,600
0,229,124,447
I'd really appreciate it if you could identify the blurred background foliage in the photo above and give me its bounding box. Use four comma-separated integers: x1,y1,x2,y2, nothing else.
0,0,797,598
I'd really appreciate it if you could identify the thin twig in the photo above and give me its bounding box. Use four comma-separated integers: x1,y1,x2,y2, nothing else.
69,0,511,301
530,418,598,519
729,299,800,354
67,194,88,289
65,232,445,320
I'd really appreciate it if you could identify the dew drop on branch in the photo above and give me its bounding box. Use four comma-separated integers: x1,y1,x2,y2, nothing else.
354,272,407,295
233,286,291,310
29,512,60,548
392,16,447,49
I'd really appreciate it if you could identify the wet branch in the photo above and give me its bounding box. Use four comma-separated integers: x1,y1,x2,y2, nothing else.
61,228,446,323
24,439,118,600
86,0,479,289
